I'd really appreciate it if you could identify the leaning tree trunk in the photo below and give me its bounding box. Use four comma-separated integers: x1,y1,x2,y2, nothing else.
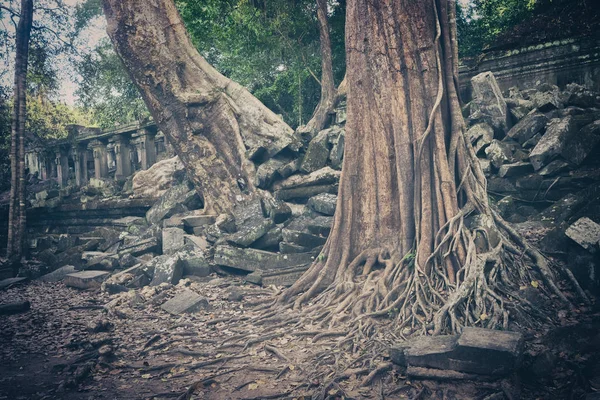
281,0,568,336
302,0,339,135
102,0,295,215
6,0,33,262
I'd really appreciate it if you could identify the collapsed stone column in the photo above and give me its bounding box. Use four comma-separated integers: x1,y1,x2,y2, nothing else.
89,140,109,179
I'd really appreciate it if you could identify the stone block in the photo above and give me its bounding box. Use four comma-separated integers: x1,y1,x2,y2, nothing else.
264,198,292,224
255,157,288,189
0,277,27,290
174,248,212,277
118,237,159,258
530,116,577,170
182,214,217,228
214,245,314,272
505,112,548,144
273,167,340,191
86,253,119,270
497,162,534,178
301,130,330,173
226,218,274,248
282,228,327,248
538,159,570,176
149,255,184,286
146,182,202,225
184,235,210,252
279,241,317,254
161,290,210,315
275,184,339,201
561,120,600,166
467,122,494,154
329,129,345,170
484,140,513,169
307,193,337,216
38,265,77,282
453,327,523,375
306,216,333,236
252,225,284,250
162,227,185,255
391,328,523,376
566,217,600,252
470,72,510,134
246,265,310,287
64,271,109,289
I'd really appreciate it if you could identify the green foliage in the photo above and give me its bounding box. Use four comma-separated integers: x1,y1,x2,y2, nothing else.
75,39,149,129
457,0,543,57
176,0,346,128
26,95,91,140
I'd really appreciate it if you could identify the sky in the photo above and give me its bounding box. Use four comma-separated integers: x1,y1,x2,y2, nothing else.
0,0,107,105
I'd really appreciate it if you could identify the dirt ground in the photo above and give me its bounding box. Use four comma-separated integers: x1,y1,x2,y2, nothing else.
0,274,599,400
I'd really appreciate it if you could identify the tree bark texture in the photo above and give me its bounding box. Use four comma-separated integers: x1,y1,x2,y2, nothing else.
102,0,296,215
282,0,565,334
302,0,338,135
6,0,33,262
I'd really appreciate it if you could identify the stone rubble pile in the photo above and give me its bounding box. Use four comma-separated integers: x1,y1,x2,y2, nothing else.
25,100,347,289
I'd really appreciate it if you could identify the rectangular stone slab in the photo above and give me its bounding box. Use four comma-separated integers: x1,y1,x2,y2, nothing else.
246,265,311,287
214,245,314,272
161,290,210,315
64,271,109,289
118,237,159,257
453,327,523,375
403,335,459,371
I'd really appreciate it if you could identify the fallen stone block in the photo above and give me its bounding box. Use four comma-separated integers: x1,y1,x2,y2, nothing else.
273,167,340,191
146,182,202,225
561,120,600,166
112,216,146,228
497,162,533,178
484,140,513,169
306,216,333,236
64,271,110,289
255,157,288,189
184,235,210,252
149,255,184,286
530,116,577,170
162,227,185,255
282,228,327,248
214,245,314,272
174,248,212,277
85,253,119,270
467,122,494,154
470,72,510,134
264,198,292,224
275,184,339,201
182,214,217,228
307,193,337,216
565,217,600,252
118,237,159,258
161,290,210,315
301,130,330,173
390,327,523,377
252,225,284,250
38,265,77,282
0,277,27,290
505,112,548,144
279,241,319,254
226,218,274,248
245,265,310,287
538,160,570,176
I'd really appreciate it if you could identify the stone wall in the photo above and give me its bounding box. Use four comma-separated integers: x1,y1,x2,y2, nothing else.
460,37,600,101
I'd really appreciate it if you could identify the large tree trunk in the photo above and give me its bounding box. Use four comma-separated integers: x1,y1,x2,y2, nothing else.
282,0,567,335
6,0,33,263
102,0,296,215
302,0,339,135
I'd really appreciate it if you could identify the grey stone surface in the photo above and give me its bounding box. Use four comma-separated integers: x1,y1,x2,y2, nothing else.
485,140,513,168
146,182,202,225
175,248,212,277
467,122,494,154
538,159,570,176
561,120,600,166
64,271,109,289
161,290,210,315
565,217,600,252
162,227,185,255
530,116,577,170
118,237,159,258
149,255,184,286
307,193,337,216
391,327,523,376
182,214,217,228
252,225,284,250
214,245,314,272
255,157,288,189
282,228,327,248
506,112,548,144
498,162,533,178
38,265,77,282
246,265,310,287
275,184,339,201
470,72,510,134
301,129,330,173
0,277,27,290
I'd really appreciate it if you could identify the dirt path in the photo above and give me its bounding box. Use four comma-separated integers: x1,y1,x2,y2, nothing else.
0,276,598,400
